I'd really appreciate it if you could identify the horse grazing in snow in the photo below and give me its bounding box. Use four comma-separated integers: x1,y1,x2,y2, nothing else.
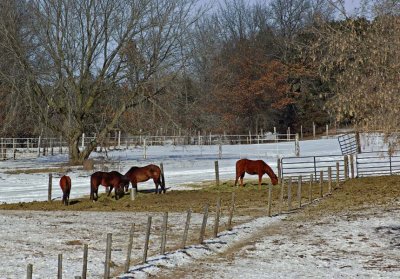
90,171,130,201
234,159,278,190
59,175,72,206
125,164,165,194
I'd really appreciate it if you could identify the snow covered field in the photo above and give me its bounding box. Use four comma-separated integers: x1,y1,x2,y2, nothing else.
0,138,342,204
1,135,398,278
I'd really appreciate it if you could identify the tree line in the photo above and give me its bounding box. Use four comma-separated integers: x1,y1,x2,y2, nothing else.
0,0,398,163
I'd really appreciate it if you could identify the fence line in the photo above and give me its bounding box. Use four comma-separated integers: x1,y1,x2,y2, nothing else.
0,133,299,161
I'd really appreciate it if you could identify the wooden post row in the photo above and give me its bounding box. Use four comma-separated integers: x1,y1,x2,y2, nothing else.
227,192,235,230
213,198,221,238
215,161,219,186
27,264,33,279
287,177,292,211
125,224,135,273
297,176,302,208
199,204,209,244
319,170,323,198
160,212,168,255
48,173,53,202
142,217,152,264
309,174,313,203
181,209,192,249
279,179,284,214
268,184,273,217
58,254,62,279
82,244,88,279
104,233,112,279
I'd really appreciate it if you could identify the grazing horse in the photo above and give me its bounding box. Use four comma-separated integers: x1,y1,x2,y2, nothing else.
235,159,278,189
90,171,130,201
59,175,72,206
125,164,165,194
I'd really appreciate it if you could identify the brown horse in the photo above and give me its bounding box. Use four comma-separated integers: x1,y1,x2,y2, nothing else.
90,171,130,201
235,159,278,189
125,164,165,194
59,175,72,205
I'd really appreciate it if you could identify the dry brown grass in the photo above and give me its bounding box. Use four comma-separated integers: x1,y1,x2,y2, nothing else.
0,176,399,220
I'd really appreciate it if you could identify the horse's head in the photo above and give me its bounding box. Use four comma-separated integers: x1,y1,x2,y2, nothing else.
271,174,279,185
121,175,131,192
264,163,279,185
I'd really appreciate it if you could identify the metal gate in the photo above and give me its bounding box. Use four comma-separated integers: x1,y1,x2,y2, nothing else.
356,150,400,177
337,133,358,155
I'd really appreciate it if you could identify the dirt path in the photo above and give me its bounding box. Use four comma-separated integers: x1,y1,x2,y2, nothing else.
152,205,400,279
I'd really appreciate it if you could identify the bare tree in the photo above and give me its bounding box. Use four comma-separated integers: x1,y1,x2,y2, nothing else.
0,0,203,164
306,1,400,146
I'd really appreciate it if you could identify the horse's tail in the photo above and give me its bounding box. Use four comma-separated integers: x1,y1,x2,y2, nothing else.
90,175,95,200
160,166,165,193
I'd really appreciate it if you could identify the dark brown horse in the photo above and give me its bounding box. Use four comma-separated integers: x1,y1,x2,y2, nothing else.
235,159,278,189
59,175,72,205
125,164,165,194
90,171,130,201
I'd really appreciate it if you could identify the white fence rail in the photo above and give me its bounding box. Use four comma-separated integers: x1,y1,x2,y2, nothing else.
0,133,298,160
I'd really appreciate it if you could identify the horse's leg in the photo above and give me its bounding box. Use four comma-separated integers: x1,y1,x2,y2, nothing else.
258,174,263,190
115,187,119,200
108,186,113,197
240,174,245,187
132,181,138,192
95,185,99,201
153,178,159,194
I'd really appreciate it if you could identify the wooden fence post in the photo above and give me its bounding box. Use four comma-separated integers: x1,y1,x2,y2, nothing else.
279,179,285,214
277,158,281,182
48,173,52,202
309,174,313,203
37,136,41,157
328,167,332,194
13,138,16,160
336,162,340,188
124,224,135,273
313,122,316,139
181,209,192,249
82,244,88,279
27,264,33,279
214,161,219,186
319,170,323,198
295,133,300,157
104,233,112,279
344,155,349,180
143,139,147,159
268,184,273,217
227,192,235,230
297,176,302,208
160,212,168,255
301,125,303,139
213,198,221,238
142,216,152,264
350,155,355,179
58,254,63,279
199,204,209,244
287,177,292,211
